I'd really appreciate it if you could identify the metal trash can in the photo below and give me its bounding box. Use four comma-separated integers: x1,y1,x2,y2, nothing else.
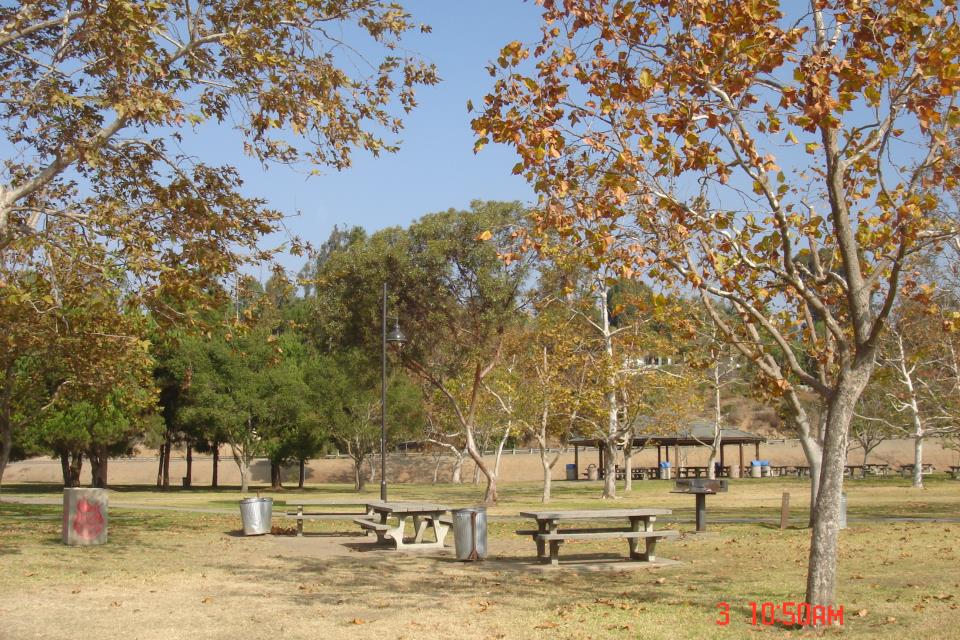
587,463,598,481
239,497,273,535
452,506,487,561
659,461,672,480
565,463,577,481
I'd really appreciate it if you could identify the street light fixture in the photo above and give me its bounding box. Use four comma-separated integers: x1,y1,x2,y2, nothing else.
381,282,407,502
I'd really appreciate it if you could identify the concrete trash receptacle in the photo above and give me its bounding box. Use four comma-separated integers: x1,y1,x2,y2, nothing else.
587,463,598,480
63,488,108,546
659,461,672,480
239,497,273,535
760,461,771,477
750,461,762,478
452,507,487,561
565,463,577,481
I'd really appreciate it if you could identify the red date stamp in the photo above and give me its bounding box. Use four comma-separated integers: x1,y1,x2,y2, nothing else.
716,601,844,627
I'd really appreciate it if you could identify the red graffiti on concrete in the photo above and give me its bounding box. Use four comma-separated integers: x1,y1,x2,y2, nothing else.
72,498,104,539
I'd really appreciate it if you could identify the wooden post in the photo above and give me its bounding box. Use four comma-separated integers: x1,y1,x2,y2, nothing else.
657,446,662,466
779,492,790,530
755,442,760,460
738,443,744,474
574,444,579,479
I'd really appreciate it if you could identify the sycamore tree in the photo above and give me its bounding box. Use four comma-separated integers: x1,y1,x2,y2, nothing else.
1,0,437,323
474,0,960,609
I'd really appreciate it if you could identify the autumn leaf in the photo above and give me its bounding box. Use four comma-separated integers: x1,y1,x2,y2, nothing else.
476,230,493,241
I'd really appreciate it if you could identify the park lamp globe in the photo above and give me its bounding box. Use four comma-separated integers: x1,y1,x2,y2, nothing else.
386,319,407,348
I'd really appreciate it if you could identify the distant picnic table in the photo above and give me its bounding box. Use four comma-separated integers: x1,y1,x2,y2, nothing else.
900,463,935,476
516,508,677,566
949,465,960,479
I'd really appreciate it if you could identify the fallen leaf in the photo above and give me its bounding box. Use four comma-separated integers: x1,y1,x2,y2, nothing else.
71,589,80,595
655,577,666,585
535,621,559,629
110,601,121,608
885,616,897,624
201,597,214,604
856,609,868,617
351,619,366,625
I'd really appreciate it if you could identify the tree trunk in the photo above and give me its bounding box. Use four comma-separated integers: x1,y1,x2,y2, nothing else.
185,445,193,488
623,439,633,492
270,460,283,489
155,443,165,488
0,414,12,494
465,427,497,503
161,438,171,489
88,448,108,489
353,458,366,491
707,377,722,480
212,444,219,488
298,457,305,489
59,450,82,487
913,434,924,489
805,364,872,610
602,439,617,499
231,444,250,494
451,452,464,484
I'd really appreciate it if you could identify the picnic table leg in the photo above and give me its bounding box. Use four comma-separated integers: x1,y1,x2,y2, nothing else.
637,516,657,562
695,493,706,532
548,540,561,566
535,521,547,560
296,505,303,537
628,516,642,559
412,516,429,543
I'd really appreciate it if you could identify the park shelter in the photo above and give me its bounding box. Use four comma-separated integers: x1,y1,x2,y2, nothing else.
569,420,766,477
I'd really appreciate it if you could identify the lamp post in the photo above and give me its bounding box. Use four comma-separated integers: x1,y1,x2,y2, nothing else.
381,281,407,502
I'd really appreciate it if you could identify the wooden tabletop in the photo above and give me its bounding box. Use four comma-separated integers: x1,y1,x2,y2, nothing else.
519,508,671,521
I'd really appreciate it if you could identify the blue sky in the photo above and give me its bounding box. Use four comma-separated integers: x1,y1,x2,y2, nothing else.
196,1,546,275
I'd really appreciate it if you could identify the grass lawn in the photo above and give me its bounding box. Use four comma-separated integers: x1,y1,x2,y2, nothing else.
1,477,958,639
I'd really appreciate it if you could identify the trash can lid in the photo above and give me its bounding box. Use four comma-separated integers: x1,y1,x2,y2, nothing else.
452,506,487,514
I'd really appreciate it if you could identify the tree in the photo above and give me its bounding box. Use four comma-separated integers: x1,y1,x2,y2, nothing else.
0,244,155,490
879,302,960,487
474,0,960,609
1,2,437,318
308,350,421,491
310,201,532,503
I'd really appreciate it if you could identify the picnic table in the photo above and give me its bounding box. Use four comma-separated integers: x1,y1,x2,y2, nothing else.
678,466,709,479
354,502,451,551
900,463,935,476
771,465,797,477
845,465,865,479
517,508,677,566
949,465,960,479
283,500,373,537
864,463,891,476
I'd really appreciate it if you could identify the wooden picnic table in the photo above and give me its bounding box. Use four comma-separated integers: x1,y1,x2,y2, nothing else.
517,508,677,566
678,466,709,479
949,465,960,479
354,502,451,551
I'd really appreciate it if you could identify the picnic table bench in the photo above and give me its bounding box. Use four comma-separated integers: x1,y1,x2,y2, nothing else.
949,465,960,479
517,508,676,566
353,501,451,551
283,500,375,537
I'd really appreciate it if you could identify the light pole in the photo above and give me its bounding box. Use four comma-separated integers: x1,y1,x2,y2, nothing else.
381,282,407,502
